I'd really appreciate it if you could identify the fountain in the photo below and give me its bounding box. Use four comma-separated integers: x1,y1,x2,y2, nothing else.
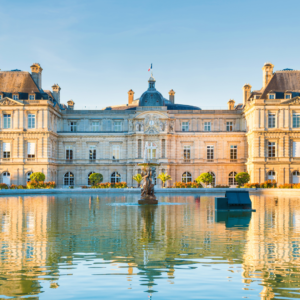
138,142,159,204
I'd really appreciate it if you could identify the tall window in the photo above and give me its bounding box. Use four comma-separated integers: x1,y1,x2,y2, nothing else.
204,122,211,131
208,172,216,186
268,113,276,128
3,114,11,129
147,142,157,159
293,113,300,128
268,142,276,157
293,141,300,157
66,146,73,160
70,122,77,132
27,142,35,158
207,145,214,160
228,172,237,186
161,139,166,158
112,145,120,160
230,145,237,160
292,170,300,184
27,171,33,182
182,172,192,183
182,122,189,132
28,114,36,129
29,95,35,100
226,122,233,132
111,172,121,183
92,121,100,131
138,139,142,158
64,172,74,186
184,145,191,160
88,171,95,185
3,142,10,158
89,146,96,160
114,121,122,131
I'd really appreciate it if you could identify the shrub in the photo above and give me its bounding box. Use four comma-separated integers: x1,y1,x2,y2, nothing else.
89,173,103,186
81,185,89,189
235,172,250,187
157,172,172,188
17,185,27,189
244,182,260,188
215,185,230,188
0,183,8,190
27,180,56,189
10,184,18,189
196,173,213,187
244,180,277,188
30,172,45,182
132,174,143,187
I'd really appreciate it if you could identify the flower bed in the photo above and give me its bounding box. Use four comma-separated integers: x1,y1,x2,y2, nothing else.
91,182,128,189
173,182,203,188
244,180,277,188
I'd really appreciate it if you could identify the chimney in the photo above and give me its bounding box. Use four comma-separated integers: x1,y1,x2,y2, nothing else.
52,84,61,103
67,100,75,110
242,84,252,106
128,89,134,105
262,62,274,89
30,63,43,90
227,99,235,110
169,89,175,104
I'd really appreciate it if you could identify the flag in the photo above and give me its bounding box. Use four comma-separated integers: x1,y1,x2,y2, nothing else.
148,64,152,72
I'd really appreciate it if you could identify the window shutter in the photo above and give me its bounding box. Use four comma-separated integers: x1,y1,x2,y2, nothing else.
28,142,35,155
3,143,10,152
293,142,300,157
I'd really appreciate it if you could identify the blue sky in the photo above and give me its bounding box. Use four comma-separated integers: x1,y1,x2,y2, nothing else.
1,0,300,109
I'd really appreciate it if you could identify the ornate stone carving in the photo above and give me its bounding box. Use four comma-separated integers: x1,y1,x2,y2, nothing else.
144,114,160,134
128,119,133,132
0,99,19,106
169,120,175,132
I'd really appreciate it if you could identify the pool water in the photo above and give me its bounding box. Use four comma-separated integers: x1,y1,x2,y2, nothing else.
0,193,300,299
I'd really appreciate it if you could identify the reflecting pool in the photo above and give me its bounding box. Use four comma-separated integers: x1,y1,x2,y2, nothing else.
0,193,300,299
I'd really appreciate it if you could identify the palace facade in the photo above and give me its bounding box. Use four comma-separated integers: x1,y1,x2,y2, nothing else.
0,62,299,187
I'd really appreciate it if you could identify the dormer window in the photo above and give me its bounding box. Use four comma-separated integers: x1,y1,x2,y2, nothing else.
268,94,275,100
285,94,291,99
0,94,2,100
13,94,19,100
29,94,35,100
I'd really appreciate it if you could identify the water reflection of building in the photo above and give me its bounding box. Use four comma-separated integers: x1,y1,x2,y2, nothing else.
243,195,300,300
0,194,300,298
0,196,50,296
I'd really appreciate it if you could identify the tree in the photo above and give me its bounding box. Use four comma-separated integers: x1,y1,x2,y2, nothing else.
157,172,172,188
235,172,250,187
30,172,45,182
89,173,103,186
196,172,213,187
133,174,143,187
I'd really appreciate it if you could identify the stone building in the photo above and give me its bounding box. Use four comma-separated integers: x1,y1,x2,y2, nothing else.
0,62,299,187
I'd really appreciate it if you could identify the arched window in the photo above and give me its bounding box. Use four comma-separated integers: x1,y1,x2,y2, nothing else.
64,172,74,186
27,171,33,182
182,172,192,183
293,171,300,184
88,172,95,185
111,172,121,183
268,170,276,181
2,172,10,185
228,172,237,186
208,172,216,186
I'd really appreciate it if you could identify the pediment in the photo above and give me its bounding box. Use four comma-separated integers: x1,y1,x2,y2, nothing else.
281,96,300,105
0,97,24,106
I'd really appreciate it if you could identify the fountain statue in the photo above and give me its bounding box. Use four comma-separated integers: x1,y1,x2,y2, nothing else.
138,142,159,204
